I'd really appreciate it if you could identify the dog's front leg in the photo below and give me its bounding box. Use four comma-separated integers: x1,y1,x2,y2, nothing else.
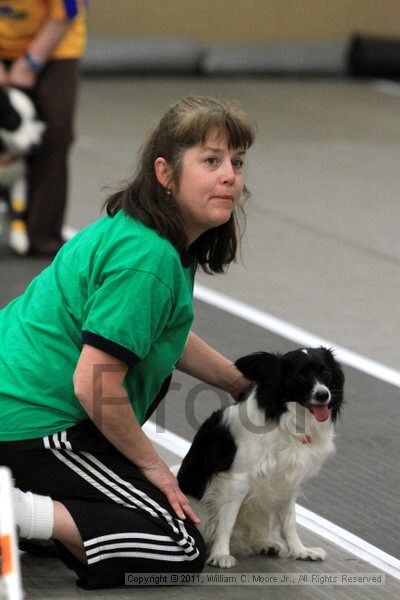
207,474,248,568
279,498,327,561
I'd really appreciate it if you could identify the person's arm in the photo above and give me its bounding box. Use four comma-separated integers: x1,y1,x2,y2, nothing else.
73,344,200,525
8,17,73,88
176,331,251,400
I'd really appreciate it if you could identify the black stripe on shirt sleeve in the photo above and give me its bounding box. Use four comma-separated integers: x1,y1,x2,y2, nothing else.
82,331,141,367
143,374,173,423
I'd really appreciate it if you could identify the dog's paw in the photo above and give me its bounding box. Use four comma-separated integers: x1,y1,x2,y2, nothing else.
207,553,237,568
255,540,283,556
288,546,327,561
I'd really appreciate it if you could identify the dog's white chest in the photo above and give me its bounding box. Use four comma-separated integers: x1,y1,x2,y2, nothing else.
236,425,334,500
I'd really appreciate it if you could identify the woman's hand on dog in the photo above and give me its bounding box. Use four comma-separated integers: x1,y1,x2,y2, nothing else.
140,459,201,526
229,372,252,402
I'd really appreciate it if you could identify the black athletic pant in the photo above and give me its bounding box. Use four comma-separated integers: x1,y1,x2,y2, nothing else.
0,420,206,589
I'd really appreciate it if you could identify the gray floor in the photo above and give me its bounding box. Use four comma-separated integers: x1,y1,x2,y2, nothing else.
1,77,400,598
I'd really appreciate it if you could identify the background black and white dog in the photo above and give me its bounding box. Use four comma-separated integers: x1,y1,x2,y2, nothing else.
0,87,44,254
178,346,345,568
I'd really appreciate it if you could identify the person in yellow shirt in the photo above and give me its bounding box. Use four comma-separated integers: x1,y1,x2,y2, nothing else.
0,1,86,255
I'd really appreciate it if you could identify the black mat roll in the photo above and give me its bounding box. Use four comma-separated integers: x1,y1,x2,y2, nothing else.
348,34,400,78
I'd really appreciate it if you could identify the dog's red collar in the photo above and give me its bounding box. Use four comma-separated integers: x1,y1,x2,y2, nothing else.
0,153,19,166
301,435,312,444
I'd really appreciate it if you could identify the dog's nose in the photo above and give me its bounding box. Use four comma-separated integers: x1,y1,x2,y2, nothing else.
315,389,330,403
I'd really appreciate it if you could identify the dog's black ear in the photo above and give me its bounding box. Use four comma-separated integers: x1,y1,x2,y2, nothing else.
235,352,280,381
0,88,21,131
320,347,345,421
0,88,10,111
235,352,284,420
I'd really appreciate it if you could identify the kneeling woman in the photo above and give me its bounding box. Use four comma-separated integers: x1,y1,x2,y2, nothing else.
0,96,255,589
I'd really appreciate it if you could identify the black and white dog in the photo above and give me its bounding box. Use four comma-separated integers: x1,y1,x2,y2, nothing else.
178,346,344,568
0,87,44,254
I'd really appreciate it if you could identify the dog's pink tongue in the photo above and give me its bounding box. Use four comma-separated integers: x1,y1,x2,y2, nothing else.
309,405,330,422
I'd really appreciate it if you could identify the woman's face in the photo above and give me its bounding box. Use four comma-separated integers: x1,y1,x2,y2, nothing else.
174,131,246,244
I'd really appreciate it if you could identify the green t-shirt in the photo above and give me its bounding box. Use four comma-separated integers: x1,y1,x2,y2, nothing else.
0,211,196,441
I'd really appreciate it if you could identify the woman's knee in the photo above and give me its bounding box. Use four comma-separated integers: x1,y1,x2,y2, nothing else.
180,527,207,573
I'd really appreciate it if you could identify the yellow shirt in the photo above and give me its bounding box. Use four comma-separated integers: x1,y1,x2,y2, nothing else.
0,0,86,60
